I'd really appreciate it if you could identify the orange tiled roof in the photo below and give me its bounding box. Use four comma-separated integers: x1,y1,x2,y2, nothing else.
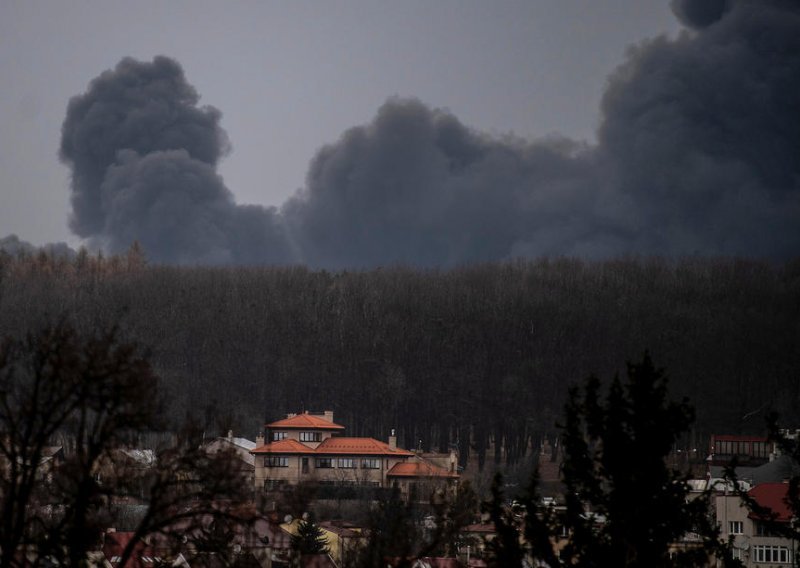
266,412,345,430
251,439,314,454
748,482,793,523
316,437,414,456
387,460,458,478
251,436,415,457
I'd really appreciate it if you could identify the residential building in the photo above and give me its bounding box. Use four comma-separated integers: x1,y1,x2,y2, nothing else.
204,431,257,487
251,411,458,495
716,482,796,567
708,432,800,488
707,434,774,482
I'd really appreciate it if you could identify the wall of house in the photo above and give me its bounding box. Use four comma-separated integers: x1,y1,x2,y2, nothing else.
254,454,410,490
715,494,794,567
266,429,338,449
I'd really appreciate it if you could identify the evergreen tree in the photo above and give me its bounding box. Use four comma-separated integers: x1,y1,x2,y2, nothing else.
483,473,525,567
558,352,723,567
290,515,330,556
482,471,562,568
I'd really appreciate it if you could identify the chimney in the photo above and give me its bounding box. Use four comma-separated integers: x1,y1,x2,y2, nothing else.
256,432,265,448
389,429,397,451
323,410,334,423
449,449,457,473
227,430,233,442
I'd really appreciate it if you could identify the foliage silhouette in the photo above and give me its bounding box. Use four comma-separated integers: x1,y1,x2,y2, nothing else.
0,321,256,567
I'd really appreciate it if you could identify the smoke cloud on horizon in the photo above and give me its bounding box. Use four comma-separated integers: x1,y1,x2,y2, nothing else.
52,0,799,267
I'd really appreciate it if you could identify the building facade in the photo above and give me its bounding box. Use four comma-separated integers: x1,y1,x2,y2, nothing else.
251,411,458,494
716,483,795,567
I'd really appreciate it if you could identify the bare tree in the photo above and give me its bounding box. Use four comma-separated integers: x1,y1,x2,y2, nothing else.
0,321,255,567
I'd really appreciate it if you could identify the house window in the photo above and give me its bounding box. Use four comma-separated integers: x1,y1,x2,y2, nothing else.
300,431,322,442
731,548,742,561
753,544,791,563
338,458,356,469
753,441,770,458
728,521,743,535
265,479,285,490
362,458,380,469
756,522,777,537
272,432,287,441
316,458,333,468
266,456,288,467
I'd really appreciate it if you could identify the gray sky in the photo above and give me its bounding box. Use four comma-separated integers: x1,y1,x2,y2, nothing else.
0,0,681,248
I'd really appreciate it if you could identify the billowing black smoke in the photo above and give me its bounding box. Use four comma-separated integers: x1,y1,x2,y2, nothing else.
57,0,799,266
59,56,291,264
282,100,601,267
599,0,800,259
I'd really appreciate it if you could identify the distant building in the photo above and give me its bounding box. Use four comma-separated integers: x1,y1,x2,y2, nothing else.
204,431,257,487
251,411,458,497
709,434,773,468
707,433,800,486
715,482,796,567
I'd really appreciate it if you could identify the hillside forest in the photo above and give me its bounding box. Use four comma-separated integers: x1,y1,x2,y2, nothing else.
1,249,798,472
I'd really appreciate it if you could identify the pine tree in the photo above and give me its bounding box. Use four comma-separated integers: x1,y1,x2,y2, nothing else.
558,352,723,567
290,515,330,556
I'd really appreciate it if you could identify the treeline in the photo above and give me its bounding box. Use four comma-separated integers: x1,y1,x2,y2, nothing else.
0,249,798,469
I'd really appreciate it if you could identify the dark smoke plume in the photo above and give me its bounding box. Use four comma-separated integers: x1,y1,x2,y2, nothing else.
599,0,800,258
282,100,601,267
670,0,728,29
59,0,800,266
59,56,290,264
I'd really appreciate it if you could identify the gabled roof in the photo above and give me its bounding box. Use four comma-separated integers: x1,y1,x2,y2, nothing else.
748,482,793,523
252,439,315,455
267,412,345,430
315,437,414,457
228,437,256,451
387,460,458,478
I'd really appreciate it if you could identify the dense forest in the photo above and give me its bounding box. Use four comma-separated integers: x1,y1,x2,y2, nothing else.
1,249,798,471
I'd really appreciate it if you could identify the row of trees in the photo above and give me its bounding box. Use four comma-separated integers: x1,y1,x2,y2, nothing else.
1,249,798,471
1,316,794,567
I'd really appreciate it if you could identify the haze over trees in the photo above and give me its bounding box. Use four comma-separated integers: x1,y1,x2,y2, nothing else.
0,251,796,473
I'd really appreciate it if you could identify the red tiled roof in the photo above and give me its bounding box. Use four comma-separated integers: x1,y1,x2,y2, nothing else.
748,482,793,523
267,412,345,430
316,437,414,456
251,439,315,454
712,435,769,442
251,436,415,456
103,532,158,567
387,461,458,478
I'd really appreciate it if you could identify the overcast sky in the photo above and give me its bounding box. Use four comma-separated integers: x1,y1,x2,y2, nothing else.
0,0,682,248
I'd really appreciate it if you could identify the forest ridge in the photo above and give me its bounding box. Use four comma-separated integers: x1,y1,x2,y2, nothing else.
1,251,798,469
